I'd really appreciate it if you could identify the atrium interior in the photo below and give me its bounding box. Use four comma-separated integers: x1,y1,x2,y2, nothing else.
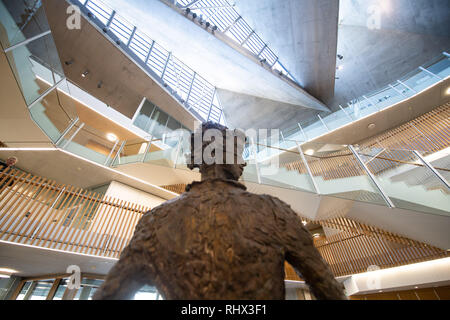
0,0,449,300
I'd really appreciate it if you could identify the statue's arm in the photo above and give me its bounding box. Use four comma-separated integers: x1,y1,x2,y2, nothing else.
275,202,347,300
93,212,158,300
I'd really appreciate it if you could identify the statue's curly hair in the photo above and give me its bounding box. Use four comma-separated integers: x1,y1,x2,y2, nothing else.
187,122,246,170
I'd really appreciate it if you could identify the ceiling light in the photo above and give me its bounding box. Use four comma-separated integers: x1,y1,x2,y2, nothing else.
446,87,450,95
106,133,117,142
368,123,376,130
337,65,344,70
0,267,18,277
313,233,320,238
302,220,307,225
81,70,89,78
305,149,314,156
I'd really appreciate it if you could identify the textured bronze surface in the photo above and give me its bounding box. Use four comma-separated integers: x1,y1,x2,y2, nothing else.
94,123,346,300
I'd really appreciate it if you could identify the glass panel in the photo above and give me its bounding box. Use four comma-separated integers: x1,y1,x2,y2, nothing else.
0,1,50,49
359,147,450,216
430,150,450,189
4,33,63,105
62,123,116,165
302,143,386,205
323,108,352,131
16,280,54,300
116,138,149,165
401,69,438,92
258,139,316,193
134,285,161,300
29,83,74,143
302,119,328,141
367,86,404,110
133,100,155,132
426,57,450,78
73,278,103,300
149,109,169,140
16,281,32,300
52,279,68,300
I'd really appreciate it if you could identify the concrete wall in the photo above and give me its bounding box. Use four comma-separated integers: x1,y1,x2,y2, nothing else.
105,181,166,210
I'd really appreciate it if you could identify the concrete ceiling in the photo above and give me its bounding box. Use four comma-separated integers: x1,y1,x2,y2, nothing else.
217,88,319,131
329,0,450,111
0,241,116,277
232,0,450,118
92,0,328,111
233,0,340,104
42,0,198,130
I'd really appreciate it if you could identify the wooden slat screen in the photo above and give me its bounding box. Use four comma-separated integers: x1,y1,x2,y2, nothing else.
0,166,149,258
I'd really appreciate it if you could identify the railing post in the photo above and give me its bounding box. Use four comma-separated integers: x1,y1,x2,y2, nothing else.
297,123,307,142
141,137,153,163
161,52,172,80
185,72,196,105
363,95,379,111
348,145,395,208
144,40,155,65
295,141,320,195
111,140,126,166
106,10,116,28
127,26,137,47
389,84,407,97
28,77,66,110
55,117,79,146
339,105,353,122
413,150,450,189
397,80,416,94
62,123,85,149
318,115,330,132
206,88,216,121
250,137,261,184
104,139,120,166
131,97,146,124
418,66,442,80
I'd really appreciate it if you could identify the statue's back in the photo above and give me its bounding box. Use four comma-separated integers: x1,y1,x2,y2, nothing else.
132,179,291,299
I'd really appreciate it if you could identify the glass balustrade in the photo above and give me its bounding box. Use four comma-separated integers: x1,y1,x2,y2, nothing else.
357,146,450,216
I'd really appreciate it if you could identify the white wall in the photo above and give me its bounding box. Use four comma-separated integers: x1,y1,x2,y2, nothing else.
343,257,450,296
105,181,166,210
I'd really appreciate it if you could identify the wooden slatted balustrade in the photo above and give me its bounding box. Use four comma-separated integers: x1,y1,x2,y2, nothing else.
0,166,150,258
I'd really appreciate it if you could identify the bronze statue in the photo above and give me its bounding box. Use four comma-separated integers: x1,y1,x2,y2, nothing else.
94,122,346,300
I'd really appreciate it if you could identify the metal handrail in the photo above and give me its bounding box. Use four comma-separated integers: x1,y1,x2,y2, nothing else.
172,0,298,83
72,0,223,124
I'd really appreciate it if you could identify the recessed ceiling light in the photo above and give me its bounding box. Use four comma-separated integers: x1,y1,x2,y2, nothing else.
368,123,376,130
337,65,344,70
81,70,89,78
305,149,314,156
106,133,117,142
313,233,320,237
446,87,450,95
302,220,307,225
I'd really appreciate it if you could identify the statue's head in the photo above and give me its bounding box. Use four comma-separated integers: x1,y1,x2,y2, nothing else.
187,122,247,181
